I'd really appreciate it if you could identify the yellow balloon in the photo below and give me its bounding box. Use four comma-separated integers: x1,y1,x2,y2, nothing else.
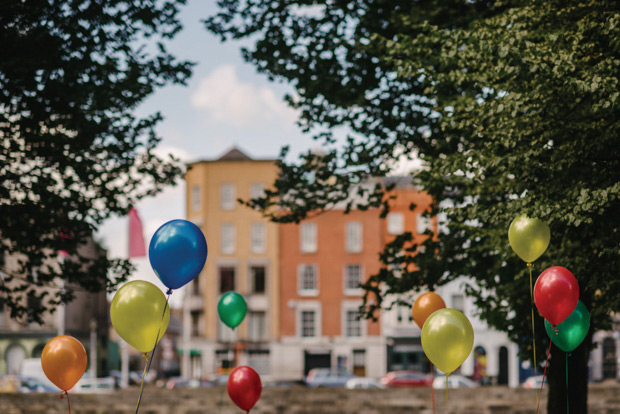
508,215,550,263
110,280,170,353
421,308,474,374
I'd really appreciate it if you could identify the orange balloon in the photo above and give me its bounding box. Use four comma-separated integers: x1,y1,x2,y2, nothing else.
41,335,87,391
412,292,446,330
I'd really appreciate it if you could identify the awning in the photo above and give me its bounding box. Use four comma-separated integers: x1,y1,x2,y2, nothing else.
176,349,202,356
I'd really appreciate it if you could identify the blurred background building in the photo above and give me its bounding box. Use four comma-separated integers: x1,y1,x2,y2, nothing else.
0,237,109,378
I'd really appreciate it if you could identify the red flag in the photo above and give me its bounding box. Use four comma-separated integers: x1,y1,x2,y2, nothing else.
128,207,146,258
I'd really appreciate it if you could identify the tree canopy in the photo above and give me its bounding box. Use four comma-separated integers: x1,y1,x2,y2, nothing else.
207,1,620,413
0,0,192,323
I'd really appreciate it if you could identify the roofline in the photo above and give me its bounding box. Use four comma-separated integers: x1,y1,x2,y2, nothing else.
186,158,278,167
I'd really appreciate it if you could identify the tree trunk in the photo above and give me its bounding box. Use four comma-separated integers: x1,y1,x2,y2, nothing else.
547,332,591,414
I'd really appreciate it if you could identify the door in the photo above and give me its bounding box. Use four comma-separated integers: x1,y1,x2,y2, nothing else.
498,346,509,385
603,337,617,379
304,351,331,376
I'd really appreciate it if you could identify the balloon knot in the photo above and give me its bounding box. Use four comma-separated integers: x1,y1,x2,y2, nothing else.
553,326,559,335
527,262,533,268
142,352,150,361
60,390,68,399
166,288,173,295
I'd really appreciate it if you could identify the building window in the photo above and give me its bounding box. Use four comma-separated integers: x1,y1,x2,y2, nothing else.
220,183,236,210
192,278,201,295
387,212,404,235
219,267,235,293
191,185,201,212
220,223,235,254
248,311,267,342
250,223,266,254
417,213,432,234
396,305,413,325
344,264,363,294
300,222,317,253
345,309,362,337
191,311,201,336
298,264,318,295
452,294,464,313
250,266,266,294
345,222,363,253
250,183,265,199
301,310,316,338
353,349,366,377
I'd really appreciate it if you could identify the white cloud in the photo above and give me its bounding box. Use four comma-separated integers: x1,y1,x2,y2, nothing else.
191,64,298,127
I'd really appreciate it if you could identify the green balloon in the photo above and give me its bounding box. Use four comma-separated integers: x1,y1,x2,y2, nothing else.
545,300,590,352
218,292,247,329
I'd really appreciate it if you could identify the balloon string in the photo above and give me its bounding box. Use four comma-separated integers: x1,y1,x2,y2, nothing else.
134,353,150,414
566,353,569,414
431,363,436,414
445,373,449,414
528,262,539,408
536,337,553,414
218,386,225,413
60,390,71,414
135,290,172,414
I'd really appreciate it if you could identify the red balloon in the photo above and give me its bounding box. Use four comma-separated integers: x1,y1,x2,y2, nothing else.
534,266,579,325
227,366,262,412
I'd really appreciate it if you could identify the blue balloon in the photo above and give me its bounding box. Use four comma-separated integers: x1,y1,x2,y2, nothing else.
149,219,208,290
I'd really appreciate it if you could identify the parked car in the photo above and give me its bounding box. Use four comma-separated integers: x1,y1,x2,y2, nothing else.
380,371,432,387
72,377,116,394
0,375,56,393
345,377,386,389
19,358,55,389
164,376,211,389
432,375,479,389
522,375,546,389
305,368,357,387
209,373,230,387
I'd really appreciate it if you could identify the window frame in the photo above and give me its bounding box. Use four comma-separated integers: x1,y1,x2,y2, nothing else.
248,310,268,342
220,183,236,210
296,301,321,339
416,213,432,234
387,212,405,235
297,264,319,296
218,265,236,294
341,301,366,338
220,223,236,255
250,182,266,200
343,263,364,296
300,222,317,253
191,184,201,212
345,221,363,253
250,222,266,254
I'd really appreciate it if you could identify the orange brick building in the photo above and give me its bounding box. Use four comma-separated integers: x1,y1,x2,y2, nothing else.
274,177,433,379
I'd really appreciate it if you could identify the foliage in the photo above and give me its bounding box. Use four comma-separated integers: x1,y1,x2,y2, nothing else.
0,0,192,323
207,1,620,413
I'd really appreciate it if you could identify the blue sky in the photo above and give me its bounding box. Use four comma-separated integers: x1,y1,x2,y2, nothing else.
97,1,315,304
135,1,315,160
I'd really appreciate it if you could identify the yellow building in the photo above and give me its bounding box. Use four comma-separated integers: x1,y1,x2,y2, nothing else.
184,147,279,377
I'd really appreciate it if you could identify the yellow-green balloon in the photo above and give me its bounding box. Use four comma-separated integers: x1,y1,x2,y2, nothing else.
421,308,474,374
110,280,171,353
508,215,550,263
